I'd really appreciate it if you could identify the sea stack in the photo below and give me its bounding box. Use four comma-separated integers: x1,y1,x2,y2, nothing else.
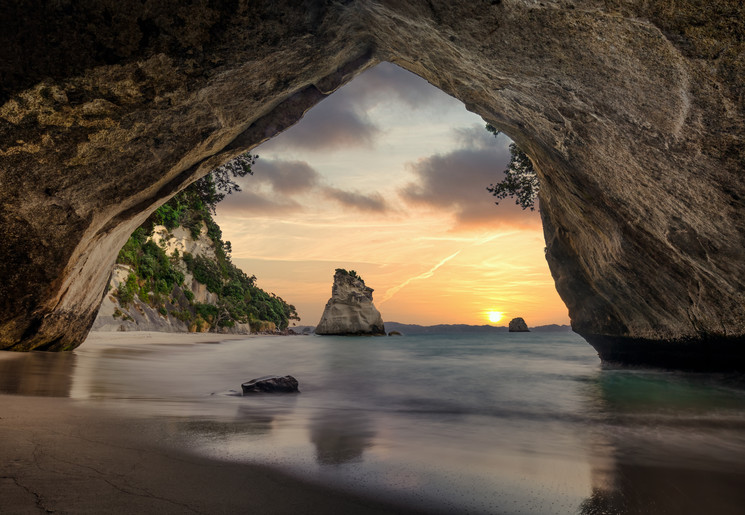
509,318,530,332
315,269,385,336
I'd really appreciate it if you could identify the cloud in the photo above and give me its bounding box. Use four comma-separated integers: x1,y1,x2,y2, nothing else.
258,62,444,153
323,187,389,213
400,127,541,230
338,61,442,110
251,159,321,194
218,157,390,217
260,100,380,152
378,250,461,305
216,190,303,217
451,125,498,150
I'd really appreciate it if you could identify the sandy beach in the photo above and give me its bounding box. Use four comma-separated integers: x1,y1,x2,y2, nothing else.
83,330,260,345
0,395,415,514
0,332,415,514
4,330,745,514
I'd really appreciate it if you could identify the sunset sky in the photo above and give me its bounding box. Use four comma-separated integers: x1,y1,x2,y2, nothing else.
214,63,569,328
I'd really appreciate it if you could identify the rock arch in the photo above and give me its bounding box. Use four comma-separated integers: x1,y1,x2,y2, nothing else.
1,1,743,368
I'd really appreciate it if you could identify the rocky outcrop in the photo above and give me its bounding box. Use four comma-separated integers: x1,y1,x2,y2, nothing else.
241,376,299,394
508,318,530,333
315,270,385,336
1,2,744,368
92,223,250,335
92,264,191,333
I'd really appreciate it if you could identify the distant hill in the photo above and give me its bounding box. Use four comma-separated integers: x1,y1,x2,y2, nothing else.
385,322,571,335
529,324,573,333
384,322,507,335
291,322,572,335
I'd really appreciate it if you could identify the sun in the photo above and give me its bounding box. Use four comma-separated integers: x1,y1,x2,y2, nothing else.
487,311,504,324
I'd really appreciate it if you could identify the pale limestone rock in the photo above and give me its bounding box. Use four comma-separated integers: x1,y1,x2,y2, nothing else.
151,224,217,264
92,222,242,333
152,223,219,305
316,270,385,336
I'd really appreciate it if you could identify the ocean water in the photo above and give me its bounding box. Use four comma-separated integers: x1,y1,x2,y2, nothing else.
2,331,745,514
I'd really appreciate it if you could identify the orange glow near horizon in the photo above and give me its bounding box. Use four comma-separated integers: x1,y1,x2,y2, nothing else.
214,63,570,329
227,220,569,327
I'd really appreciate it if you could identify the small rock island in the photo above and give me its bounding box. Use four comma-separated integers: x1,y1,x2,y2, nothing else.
509,318,530,332
315,269,385,336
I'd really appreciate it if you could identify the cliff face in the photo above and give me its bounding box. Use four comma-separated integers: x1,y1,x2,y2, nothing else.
0,2,744,367
316,270,385,336
92,224,250,334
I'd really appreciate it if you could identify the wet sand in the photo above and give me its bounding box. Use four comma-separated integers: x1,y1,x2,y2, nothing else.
83,330,260,345
0,332,415,514
5,331,745,514
0,393,415,514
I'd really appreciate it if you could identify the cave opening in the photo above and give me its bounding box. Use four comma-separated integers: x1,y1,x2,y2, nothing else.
2,3,745,512
93,61,569,337
209,61,568,331
1,1,743,370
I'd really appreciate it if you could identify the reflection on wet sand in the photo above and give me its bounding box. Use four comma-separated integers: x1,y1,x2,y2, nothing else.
69,345,161,400
5,333,745,514
179,409,276,439
309,340,378,466
0,351,76,397
580,372,745,514
311,409,375,465
581,459,745,515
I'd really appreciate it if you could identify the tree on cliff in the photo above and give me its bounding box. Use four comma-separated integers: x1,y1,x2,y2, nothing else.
336,268,361,281
151,152,257,238
485,124,539,211
194,152,257,214
117,152,300,331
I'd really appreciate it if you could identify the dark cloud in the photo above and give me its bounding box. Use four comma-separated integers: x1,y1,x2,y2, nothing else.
400,130,541,229
259,62,444,153
259,100,380,152
323,187,389,213
217,158,389,217
251,159,321,194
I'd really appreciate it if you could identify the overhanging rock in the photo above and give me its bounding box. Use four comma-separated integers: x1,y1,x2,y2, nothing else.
0,1,743,370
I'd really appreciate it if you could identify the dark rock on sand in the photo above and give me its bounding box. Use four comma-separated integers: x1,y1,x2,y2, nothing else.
509,318,530,332
241,376,299,394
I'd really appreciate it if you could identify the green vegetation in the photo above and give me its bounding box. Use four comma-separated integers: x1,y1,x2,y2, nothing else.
485,124,540,211
336,268,362,281
113,153,299,332
112,307,134,322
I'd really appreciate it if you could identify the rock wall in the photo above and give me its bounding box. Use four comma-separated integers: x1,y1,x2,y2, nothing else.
0,1,744,367
91,224,250,335
150,224,219,305
316,270,385,336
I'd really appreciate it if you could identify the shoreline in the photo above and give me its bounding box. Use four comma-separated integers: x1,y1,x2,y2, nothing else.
4,332,745,513
0,393,423,514
83,330,277,346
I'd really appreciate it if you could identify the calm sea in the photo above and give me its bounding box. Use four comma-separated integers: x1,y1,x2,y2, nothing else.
2,331,745,514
